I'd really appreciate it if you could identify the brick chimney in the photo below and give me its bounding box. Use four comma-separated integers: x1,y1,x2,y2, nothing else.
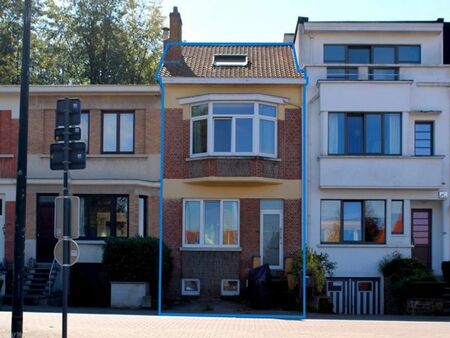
164,6,182,62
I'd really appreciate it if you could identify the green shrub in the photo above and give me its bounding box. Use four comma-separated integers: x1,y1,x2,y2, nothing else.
293,247,336,295
379,252,436,304
103,237,173,306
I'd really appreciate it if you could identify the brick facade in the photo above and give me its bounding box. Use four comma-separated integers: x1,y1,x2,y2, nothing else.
164,108,302,180
0,110,18,177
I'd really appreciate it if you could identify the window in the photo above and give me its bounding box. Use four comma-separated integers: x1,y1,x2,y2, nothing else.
327,67,358,80
324,44,421,64
138,196,148,237
79,195,128,239
321,200,386,244
213,54,248,66
191,102,277,157
81,111,89,153
181,279,200,296
221,279,240,296
415,121,433,156
102,112,134,153
324,44,420,80
183,200,239,247
391,200,404,234
328,112,401,155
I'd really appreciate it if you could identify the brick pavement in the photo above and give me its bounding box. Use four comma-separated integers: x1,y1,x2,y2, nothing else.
1,311,450,338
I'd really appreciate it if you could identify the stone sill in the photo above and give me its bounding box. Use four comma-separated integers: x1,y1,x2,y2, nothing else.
40,154,150,159
179,247,242,252
186,156,281,162
317,244,413,249
0,154,14,158
319,155,445,159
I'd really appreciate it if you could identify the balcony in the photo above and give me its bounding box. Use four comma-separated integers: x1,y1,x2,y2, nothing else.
319,155,444,189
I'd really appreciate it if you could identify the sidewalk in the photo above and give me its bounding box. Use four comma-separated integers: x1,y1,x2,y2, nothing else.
1,306,449,338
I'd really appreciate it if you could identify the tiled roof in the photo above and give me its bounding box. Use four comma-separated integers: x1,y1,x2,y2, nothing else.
160,44,302,78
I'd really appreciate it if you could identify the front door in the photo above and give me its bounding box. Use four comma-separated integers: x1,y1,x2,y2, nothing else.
36,195,58,262
411,209,432,269
260,210,283,270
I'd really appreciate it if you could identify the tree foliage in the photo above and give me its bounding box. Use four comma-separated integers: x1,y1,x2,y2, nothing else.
0,0,163,85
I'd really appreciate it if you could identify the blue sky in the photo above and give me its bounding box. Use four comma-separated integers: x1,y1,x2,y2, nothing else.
161,0,449,42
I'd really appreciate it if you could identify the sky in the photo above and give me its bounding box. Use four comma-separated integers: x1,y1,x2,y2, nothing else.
161,0,449,42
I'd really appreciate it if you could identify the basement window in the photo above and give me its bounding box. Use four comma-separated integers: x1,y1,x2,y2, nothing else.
181,279,200,296
213,54,248,67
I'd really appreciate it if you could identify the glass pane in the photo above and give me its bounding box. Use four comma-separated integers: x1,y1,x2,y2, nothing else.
79,197,86,237
321,200,341,243
416,148,431,156
370,68,398,80
185,201,200,245
365,114,382,153
192,119,207,154
416,140,431,148
343,201,362,241
223,201,238,245
398,46,420,63
116,197,128,237
347,68,359,80
138,197,145,237
328,113,345,154
87,196,112,238
262,213,280,266
103,114,117,152
214,119,231,152
261,200,283,211
391,201,404,234
236,118,253,152
384,113,401,154
81,112,89,152
260,119,275,155
364,200,385,243
119,113,134,152
348,47,370,64
373,47,395,64
204,201,220,245
213,103,254,115
259,104,276,117
347,114,363,154
327,68,346,79
324,45,345,63
192,104,208,117
415,123,431,132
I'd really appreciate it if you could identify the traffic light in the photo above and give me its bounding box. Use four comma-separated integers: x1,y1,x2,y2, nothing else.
50,98,86,171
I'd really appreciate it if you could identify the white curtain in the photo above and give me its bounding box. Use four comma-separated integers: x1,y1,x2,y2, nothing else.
328,113,343,154
385,114,401,154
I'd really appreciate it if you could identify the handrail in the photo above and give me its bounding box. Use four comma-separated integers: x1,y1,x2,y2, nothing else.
47,258,56,296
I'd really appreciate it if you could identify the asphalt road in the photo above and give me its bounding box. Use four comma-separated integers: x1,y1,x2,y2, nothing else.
0,311,450,338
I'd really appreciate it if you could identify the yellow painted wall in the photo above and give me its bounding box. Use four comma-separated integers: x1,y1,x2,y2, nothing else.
164,84,302,120
164,179,301,199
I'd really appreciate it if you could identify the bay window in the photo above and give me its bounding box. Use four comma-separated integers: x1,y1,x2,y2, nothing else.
183,199,239,248
190,102,277,157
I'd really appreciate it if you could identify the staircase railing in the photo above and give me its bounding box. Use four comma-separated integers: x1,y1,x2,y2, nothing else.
47,258,56,296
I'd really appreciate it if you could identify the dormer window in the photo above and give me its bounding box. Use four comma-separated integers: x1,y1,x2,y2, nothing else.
213,54,248,67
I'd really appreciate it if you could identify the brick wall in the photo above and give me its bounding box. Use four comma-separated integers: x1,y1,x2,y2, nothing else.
0,110,18,177
164,108,301,180
4,201,15,262
163,198,302,299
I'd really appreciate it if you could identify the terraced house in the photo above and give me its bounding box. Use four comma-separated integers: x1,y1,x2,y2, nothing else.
158,8,303,301
295,17,450,314
0,85,161,306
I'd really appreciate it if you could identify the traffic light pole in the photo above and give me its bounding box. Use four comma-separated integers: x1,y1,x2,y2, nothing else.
62,98,71,338
11,1,31,337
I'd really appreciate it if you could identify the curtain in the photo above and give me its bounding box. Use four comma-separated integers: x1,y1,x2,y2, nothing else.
384,113,401,154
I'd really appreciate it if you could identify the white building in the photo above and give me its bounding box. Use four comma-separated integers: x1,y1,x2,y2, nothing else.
295,18,450,314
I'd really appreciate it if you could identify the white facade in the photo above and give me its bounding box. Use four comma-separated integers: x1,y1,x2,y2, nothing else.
296,19,450,314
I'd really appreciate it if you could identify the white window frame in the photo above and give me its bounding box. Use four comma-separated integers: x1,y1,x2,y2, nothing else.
182,199,240,248
181,278,200,296
221,279,240,296
189,102,277,158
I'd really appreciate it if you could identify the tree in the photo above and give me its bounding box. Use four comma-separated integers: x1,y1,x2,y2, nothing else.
0,0,164,85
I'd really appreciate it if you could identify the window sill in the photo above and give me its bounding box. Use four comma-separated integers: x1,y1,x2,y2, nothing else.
75,240,106,245
317,79,413,84
186,156,281,162
0,154,14,158
40,154,149,159
317,244,413,248
180,246,242,252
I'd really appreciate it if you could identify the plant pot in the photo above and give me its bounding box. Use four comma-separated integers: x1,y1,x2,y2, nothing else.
110,281,149,308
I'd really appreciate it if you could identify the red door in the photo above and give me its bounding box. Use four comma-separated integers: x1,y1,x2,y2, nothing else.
411,209,432,269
